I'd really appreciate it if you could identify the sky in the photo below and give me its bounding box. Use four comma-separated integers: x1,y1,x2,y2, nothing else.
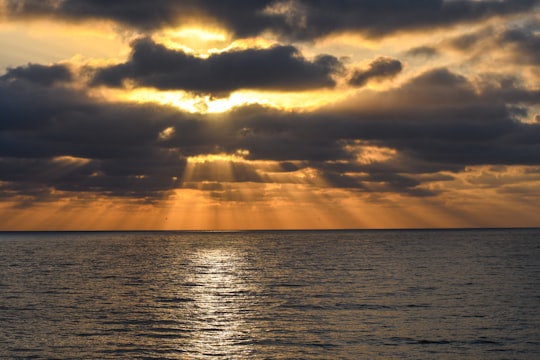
1,0,540,230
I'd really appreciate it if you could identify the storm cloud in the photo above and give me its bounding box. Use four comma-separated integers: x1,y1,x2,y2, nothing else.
2,64,540,203
0,63,72,86
91,38,343,94
4,0,539,40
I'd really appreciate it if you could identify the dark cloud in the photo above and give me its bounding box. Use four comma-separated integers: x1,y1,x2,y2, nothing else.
0,80,91,132
499,26,540,65
476,75,540,105
91,38,343,94
0,78,189,201
3,0,198,30
2,65,540,205
0,155,184,202
4,0,539,40
0,63,72,86
448,24,540,66
2,0,274,36
449,28,493,50
348,57,402,87
405,46,439,58
186,161,262,183
225,68,540,168
267,0,540,40
306,159,444,196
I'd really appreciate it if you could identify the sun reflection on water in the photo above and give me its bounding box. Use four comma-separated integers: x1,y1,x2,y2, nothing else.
185,247,256,357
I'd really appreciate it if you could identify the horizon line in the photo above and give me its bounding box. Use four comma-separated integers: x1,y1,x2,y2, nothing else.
1,226,539,233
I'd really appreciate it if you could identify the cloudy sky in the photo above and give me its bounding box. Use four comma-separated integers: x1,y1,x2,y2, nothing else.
1,0,540,230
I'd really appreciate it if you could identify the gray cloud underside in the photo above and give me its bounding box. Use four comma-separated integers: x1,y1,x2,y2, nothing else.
5,0,540,40
0,63,72,86
448,23,540,65
1,65,540,203
500,26,540,64
91,38,343,94
405,46,440,58
348,57,402,87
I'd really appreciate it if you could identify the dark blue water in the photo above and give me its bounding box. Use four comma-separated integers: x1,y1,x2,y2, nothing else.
1,229,539,359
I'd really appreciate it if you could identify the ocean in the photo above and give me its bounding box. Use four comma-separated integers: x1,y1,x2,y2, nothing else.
0,229,539,359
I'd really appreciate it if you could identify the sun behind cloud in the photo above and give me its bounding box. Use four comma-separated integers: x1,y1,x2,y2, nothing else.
1,1,539,230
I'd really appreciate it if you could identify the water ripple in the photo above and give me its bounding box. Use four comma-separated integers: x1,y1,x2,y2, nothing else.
1,229,539,359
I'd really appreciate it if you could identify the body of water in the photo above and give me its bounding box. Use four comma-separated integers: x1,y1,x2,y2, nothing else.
1,229,539,359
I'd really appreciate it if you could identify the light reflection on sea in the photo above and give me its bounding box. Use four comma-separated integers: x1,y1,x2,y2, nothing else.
0,229,539,359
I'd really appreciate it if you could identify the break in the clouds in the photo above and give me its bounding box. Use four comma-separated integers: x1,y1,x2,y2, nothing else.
2,65,540,203
91,38,343,94
4,0,540,40
1,1,540,229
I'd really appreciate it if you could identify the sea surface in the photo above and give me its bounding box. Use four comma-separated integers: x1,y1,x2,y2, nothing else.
0,229,539,359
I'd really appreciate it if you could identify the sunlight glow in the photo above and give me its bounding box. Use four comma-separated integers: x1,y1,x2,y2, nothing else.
342,141,398,164
158,126,175,140
115,87,355,114
187,152,249,164
52,155,91,165
0,19,127,70
2,4,540,231
153,26,231,54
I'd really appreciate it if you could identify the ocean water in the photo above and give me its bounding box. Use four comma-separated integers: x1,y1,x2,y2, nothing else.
0,229,539,359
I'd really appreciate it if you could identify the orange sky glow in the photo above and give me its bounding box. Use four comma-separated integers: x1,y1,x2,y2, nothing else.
1,1,539,230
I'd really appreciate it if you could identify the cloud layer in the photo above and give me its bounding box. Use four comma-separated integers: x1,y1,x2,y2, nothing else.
1,1,540,228
2,63,539,203
349,57,402,87
5,0,540,40
91,38,343,94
